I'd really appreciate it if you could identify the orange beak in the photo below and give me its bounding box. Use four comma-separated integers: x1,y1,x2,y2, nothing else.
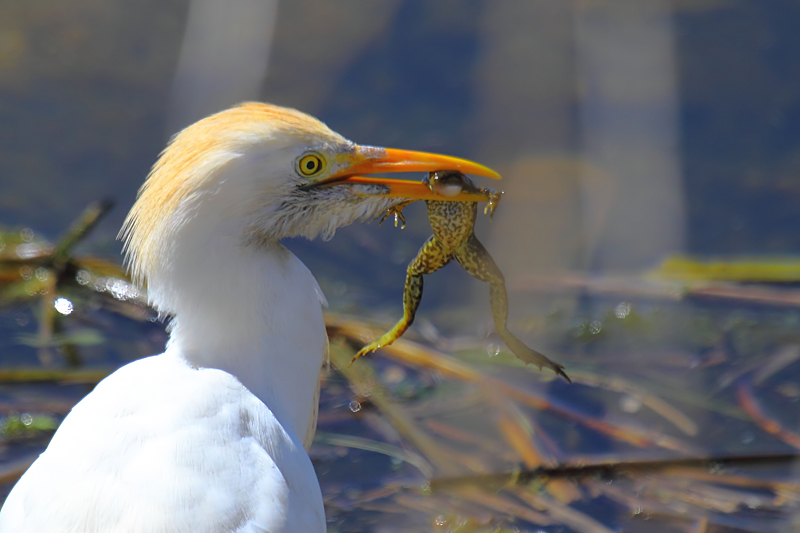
311,145,501,202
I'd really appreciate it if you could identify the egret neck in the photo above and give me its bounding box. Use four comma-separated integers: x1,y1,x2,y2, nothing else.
165,243,327,445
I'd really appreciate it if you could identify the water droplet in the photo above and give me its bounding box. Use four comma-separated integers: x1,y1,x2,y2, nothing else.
54,298,73,316
434,515,446,527
589,320,603,335
35,267,49,282
20,228,34,242
92,278,139,301
20,413,32,426
76,270,91,286
110,279,137,300
19,266,33,280
487,343,500,357
348,400,362,413
614,302,631,319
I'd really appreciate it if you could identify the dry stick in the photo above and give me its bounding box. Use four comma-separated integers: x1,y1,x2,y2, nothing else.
662,466,800,490
331,334,568,527
0,368,111,384
596,481,784,533
424,419,511,457
51,199,114,267
514,490,616,533
693,517,710,533
313,432,434,478
0,456,37,486
737,377,800,449
452,485,552,526
0,399,76,415
427,452,800,493
514,272,800,308
328,337,467,476
36,278,58,366
479,383,553,468
482,385,583,503
0,200,114,271
568,370,698,436
753,344,800,386
5,201,115,367
392,493,495,524
653,475,776,514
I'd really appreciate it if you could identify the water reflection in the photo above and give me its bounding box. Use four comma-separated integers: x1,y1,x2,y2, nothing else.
53,297,73,315
1,0,800,531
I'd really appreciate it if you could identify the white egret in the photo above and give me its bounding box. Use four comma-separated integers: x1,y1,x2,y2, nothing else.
0,103,499,532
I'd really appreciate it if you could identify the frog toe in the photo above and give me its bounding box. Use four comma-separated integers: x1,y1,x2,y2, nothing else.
350,342,383,366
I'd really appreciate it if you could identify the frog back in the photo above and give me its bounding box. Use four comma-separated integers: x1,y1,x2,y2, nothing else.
426,200,477,252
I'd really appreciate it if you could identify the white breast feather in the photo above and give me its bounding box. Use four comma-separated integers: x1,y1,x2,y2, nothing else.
0,351,325,533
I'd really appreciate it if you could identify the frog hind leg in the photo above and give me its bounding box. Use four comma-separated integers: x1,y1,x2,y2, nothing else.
455,236,571,383
351,237,453,364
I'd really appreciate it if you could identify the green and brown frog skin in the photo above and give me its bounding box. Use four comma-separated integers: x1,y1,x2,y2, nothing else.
352,171,570,383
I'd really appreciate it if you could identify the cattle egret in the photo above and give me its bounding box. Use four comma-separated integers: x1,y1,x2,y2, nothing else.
0,103,500,532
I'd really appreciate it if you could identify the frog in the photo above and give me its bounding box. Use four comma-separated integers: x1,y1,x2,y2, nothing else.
352,170,570,383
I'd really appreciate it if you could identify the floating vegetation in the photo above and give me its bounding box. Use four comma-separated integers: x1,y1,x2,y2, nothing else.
322,313,800,531
1,413,57,442
0,200,150,367
2,202,800,531
654,254,800,283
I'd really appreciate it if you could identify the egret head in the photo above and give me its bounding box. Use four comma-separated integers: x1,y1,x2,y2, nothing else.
120,102,499,298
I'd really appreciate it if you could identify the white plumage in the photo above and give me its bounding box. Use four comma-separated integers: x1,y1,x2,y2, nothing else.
0,103,499,532
2,350,324,532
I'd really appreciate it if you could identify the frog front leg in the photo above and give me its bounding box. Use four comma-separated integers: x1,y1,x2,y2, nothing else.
454,236,571,383
351,236,453,364
378,201,414,229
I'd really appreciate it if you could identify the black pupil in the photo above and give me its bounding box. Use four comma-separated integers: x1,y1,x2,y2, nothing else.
306,160,316,171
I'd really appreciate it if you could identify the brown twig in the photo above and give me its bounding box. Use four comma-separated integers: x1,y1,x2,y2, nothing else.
737,378,800,449
428,452,800,492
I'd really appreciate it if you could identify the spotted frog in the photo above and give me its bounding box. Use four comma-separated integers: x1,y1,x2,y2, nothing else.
353,171,570,383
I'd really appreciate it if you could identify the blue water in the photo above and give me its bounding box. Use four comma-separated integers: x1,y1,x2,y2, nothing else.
2,1,800,531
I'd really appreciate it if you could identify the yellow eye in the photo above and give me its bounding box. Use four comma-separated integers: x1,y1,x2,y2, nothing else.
298,153,324,176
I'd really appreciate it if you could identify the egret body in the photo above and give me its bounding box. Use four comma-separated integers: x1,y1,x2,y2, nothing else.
0,103,499,532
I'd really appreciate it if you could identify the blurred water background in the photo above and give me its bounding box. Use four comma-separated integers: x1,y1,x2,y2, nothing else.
2,1,800,531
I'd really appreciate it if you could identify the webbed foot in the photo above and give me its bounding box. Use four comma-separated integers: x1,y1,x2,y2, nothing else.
498,329,571,383
350,333,400,366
